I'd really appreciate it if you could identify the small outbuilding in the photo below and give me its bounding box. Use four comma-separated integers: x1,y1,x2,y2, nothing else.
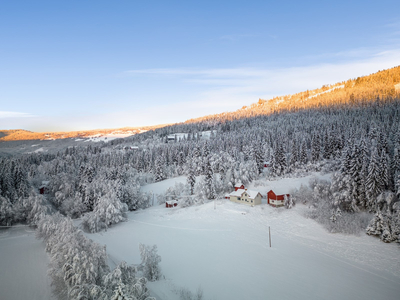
267,190,290,207
166,200,178,208
39,186,46,194
39,181,50,195
234,183,245,191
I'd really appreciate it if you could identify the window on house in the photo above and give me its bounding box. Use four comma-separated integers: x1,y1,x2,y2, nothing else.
238,197,241,201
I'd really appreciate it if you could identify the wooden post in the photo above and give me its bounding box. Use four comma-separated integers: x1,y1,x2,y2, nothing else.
269,226,271,248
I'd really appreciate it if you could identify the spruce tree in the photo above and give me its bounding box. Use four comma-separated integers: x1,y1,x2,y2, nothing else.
299,142,308,165
205,160,215,199
187,166,196,195
366,148,383,211
311,133,321,163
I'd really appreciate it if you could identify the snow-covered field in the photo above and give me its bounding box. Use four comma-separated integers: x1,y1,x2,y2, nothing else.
87,176,400,300
80,133,135,143
0,226,54,300
1,174,398,300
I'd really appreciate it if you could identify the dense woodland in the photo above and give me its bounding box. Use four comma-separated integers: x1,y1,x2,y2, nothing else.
1,67,400,299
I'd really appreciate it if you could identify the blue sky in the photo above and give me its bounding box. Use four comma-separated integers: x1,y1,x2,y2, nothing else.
1,0,400,132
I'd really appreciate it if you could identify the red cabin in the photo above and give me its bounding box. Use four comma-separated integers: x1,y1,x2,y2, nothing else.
165,200,178,208
267,190,290,207
39,186,47,194
234,183,245,191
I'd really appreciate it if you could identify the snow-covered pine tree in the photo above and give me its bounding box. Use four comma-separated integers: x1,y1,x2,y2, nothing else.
187,165,196,195
311,132,321,163
365,148,383,211
284,194,295,209
110,281,129,300
366,211,384,236
290,139,298,167
154,156,166,182
139,244,162,282
205,160,216,199
396,173,400,197
340,146,353,176
299,141,308,165
380,151,389,190
392,147,400,176
272,143,287,176
254,143,264,174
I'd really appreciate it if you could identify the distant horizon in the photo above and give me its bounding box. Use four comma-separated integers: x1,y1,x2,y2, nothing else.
0,123,174,134
1,0,400,132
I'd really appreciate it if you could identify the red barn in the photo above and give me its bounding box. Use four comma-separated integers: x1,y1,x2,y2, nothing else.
267,190,290,207
234,183,245,191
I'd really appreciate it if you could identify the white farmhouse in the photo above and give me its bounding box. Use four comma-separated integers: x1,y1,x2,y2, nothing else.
228,189,262,206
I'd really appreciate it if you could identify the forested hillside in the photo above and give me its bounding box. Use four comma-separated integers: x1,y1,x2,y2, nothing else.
185,65,400,124
2,99,400,237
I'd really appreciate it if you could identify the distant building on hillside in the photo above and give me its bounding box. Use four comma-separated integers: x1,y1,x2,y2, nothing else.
395,83,400,93
39,181,50,195
267,190,290,207
124,146,139,150
228,189,262,206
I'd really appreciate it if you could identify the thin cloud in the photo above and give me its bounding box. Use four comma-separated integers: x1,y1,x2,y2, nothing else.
124,48,400,122
0,111,35,119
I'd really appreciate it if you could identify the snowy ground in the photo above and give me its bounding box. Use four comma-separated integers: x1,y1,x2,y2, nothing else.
81,133,135,142
0,226,54,300
141,176,187,195
250,172,332,195
88,175,400,300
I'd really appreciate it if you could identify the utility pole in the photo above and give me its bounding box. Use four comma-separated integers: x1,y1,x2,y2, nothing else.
269,226,271,248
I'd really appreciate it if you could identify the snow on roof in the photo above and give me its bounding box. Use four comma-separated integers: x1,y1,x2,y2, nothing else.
246,190,262,199
234,183,244,187
166,200,178,205
229,189,260,199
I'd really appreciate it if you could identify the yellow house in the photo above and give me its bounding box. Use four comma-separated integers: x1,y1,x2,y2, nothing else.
228,189,262,206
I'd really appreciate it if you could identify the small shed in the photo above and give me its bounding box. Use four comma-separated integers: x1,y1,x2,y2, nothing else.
39,181,50,195
234,183,245,191
166,200,178,208
267,190,290,207
264,161,271,168
39,186,46,194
